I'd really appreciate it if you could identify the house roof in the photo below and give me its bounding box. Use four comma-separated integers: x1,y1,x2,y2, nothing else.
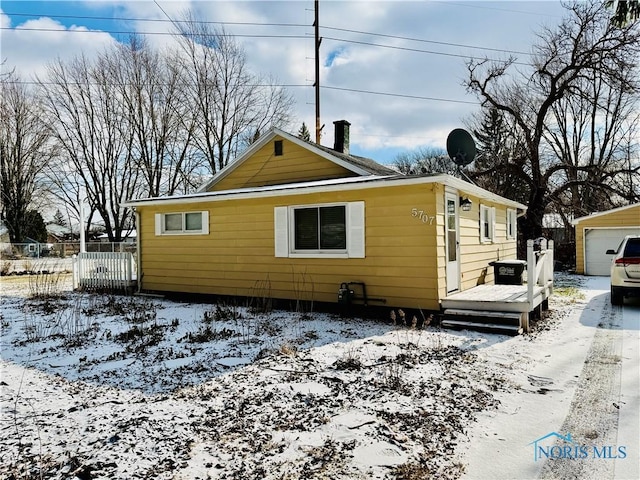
96,230,137,239
572,203,640,226
124,173,527,211
46,223,72,237
196,127,397,192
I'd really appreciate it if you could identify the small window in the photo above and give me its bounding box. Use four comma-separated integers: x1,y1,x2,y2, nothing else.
155,211,209,235
274,140,283,156
507,209,517,239
480,205,495,243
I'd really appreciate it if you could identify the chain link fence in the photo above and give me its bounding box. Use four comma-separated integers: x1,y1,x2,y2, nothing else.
1,242,136,275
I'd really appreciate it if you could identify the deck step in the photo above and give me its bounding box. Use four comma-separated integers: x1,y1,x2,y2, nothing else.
441,309,523,335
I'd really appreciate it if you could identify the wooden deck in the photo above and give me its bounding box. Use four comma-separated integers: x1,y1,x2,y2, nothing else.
440,240,554,334
441,282,553,313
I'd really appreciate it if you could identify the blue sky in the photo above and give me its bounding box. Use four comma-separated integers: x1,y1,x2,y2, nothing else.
1,1,568,164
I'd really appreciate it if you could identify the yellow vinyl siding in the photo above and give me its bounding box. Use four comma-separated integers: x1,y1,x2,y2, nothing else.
574,204,640,274
137,181,520,310
455,194,518,294
208,136,356,191
138,183,442,310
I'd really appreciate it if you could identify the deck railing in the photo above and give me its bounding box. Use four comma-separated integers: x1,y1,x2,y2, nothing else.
526,239,554,307
72,252,135,290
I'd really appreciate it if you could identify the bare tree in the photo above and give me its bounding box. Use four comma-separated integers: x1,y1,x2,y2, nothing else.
465,1,640,238
39,54,141,242
110,37,204,197
544,64,640,221
175,18,294,174
0,72,53,242
392,147,458,176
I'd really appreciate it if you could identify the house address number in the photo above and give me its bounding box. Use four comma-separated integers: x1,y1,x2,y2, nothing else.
411,208,435,224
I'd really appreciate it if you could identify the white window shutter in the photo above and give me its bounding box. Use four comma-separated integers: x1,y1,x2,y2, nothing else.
274,206,289,257
347,201,365,258
201,211,209,235
155,213,162,235
491,207,496,241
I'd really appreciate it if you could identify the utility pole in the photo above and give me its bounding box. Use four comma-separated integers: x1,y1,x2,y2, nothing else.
314,0,321,144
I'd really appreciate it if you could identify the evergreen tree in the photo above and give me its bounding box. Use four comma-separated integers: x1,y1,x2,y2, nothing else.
297,122,311,141
23,210,47,243
468,107,529,204
52,209,66,226
607,0,640,26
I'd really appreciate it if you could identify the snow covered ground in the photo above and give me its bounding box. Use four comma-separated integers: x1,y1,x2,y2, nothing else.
1,273,638,479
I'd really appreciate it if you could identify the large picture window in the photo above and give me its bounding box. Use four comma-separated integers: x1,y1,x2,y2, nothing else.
155,211,209,235
274,202,365,258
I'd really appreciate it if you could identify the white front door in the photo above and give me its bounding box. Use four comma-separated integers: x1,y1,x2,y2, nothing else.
445,192,460,292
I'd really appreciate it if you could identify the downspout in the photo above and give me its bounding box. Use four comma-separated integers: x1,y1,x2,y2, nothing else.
135,208,142,293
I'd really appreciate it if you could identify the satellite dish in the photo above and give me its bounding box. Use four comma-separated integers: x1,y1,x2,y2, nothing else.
446,128,476,166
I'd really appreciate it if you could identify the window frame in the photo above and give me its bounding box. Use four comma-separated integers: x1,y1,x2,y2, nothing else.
292,204,347,254
274,140,283,156
155,211,209,236
480,204,495,243
507,208,517,240
274,201,365,259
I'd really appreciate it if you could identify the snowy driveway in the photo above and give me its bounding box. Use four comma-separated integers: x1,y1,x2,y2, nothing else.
461,276,640,480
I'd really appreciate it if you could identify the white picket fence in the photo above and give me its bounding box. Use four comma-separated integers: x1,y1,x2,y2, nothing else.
72,252,136,290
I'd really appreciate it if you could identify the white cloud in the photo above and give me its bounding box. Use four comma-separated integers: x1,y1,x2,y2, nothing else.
1,1,568,163
1,14,116,80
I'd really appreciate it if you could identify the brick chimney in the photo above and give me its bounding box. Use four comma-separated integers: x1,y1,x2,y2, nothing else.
333,120,351,155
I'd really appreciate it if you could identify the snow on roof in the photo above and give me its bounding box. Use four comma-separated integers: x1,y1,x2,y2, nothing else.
46,223,72,236
125,174,527,211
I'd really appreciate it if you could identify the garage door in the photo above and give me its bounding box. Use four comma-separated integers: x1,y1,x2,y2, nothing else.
585,228,640,276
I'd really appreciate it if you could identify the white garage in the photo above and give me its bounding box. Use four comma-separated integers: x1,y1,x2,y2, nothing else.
573,204,640,276
584,227,640,276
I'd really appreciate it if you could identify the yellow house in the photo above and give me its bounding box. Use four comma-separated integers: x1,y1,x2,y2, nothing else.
124,122,526,312
572,203,640,275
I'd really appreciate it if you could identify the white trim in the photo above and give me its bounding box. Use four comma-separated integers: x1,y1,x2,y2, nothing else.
445,191,460,293
347,201,365,258
480,204,494,243
197,128,372,192
274,201,365,259
155,211,209,236
491,206,496,241
274,206,289,257
126,174,527,211
155,213,162,236
507,208,517,239
572,203,640,226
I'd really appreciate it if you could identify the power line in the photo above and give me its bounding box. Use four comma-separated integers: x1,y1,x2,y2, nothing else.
323,36,526,65
322,86,478,105
0,26,308,40
3,11,531,57
1,26,526,66
2,11,309,28
323,26,530,56
4,79,477,105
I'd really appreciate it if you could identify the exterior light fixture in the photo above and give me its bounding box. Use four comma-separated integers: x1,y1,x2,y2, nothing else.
460,197,472,211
